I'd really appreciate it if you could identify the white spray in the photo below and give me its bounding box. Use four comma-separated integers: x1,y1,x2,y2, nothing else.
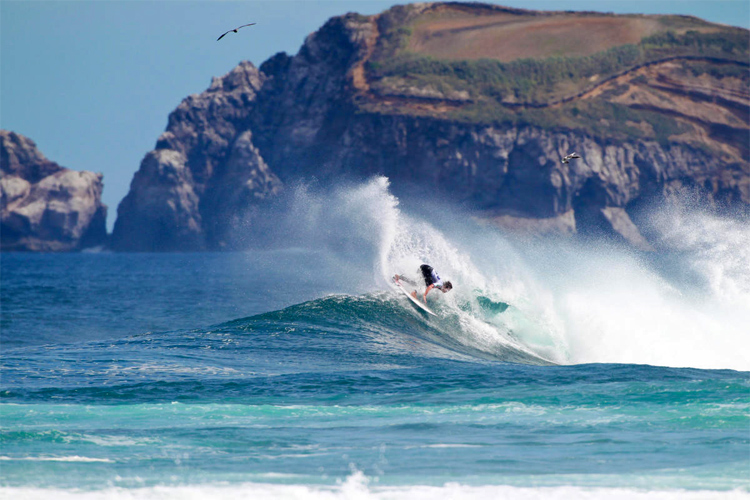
258,177,750,371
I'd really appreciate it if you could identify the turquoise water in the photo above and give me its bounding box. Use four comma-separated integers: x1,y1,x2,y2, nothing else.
2,179,749,499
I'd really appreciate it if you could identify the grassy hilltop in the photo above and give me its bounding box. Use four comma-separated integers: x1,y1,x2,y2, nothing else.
350,3,748,159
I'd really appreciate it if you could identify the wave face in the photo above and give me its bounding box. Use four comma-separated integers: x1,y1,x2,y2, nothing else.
236,176,750,370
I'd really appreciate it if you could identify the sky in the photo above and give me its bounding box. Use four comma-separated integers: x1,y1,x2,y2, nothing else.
2,0,748,230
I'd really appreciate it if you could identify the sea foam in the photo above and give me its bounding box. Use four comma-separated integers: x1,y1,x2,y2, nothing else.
3,475,749,500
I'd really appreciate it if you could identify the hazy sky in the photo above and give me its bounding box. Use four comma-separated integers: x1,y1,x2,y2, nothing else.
2,0,748,230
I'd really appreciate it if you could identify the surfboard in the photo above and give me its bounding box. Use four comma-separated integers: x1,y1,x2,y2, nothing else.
392,278,437,316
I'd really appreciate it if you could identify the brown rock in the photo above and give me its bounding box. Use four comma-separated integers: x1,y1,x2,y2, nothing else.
111,62,281,251
1,130,107,252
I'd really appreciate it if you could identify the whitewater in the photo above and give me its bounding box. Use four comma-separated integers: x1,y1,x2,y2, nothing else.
1,177,748,499
249,176,750,370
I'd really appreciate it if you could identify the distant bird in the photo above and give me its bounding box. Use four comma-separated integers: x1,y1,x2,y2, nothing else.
561,152,581,164
217,23,256,41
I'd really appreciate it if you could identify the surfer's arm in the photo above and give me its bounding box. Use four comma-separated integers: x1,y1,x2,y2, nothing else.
423,284,435,302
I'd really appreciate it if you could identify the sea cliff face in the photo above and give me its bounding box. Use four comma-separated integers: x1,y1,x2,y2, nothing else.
0,130,108,252
111,62,281,251
112,3,749,251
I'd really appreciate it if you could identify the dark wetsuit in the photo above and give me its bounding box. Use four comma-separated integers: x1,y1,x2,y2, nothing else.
419,264,444,289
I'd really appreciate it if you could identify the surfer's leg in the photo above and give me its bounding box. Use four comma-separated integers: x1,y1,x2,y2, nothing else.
396,274,417,285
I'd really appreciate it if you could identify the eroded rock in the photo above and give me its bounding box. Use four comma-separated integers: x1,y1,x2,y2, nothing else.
1,130,107,252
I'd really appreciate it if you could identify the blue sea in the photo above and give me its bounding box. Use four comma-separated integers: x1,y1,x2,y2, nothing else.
2,178,749,499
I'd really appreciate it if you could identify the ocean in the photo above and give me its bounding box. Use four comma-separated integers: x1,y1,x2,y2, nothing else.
2,178,749,499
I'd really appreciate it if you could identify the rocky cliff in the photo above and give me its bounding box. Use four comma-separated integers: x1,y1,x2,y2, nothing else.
111,63,281,251
1,130,108,252
112,2,749,251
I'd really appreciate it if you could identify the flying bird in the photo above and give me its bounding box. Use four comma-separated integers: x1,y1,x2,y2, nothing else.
561,152,581,164
217,23,256,41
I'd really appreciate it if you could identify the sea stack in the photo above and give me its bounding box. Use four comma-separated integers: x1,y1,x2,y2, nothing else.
0,130,108,251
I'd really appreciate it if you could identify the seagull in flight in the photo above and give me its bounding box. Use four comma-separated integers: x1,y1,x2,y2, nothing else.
561,152,581,164
217,23,256,41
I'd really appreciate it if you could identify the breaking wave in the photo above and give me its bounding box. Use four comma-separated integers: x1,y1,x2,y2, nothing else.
242,176,749,370
4,471,749,500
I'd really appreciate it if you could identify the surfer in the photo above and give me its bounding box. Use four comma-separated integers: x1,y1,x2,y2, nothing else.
394,264,452,303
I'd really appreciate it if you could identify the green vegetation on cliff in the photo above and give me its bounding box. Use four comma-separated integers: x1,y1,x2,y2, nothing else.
367,29,748,105
360,5,748,147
